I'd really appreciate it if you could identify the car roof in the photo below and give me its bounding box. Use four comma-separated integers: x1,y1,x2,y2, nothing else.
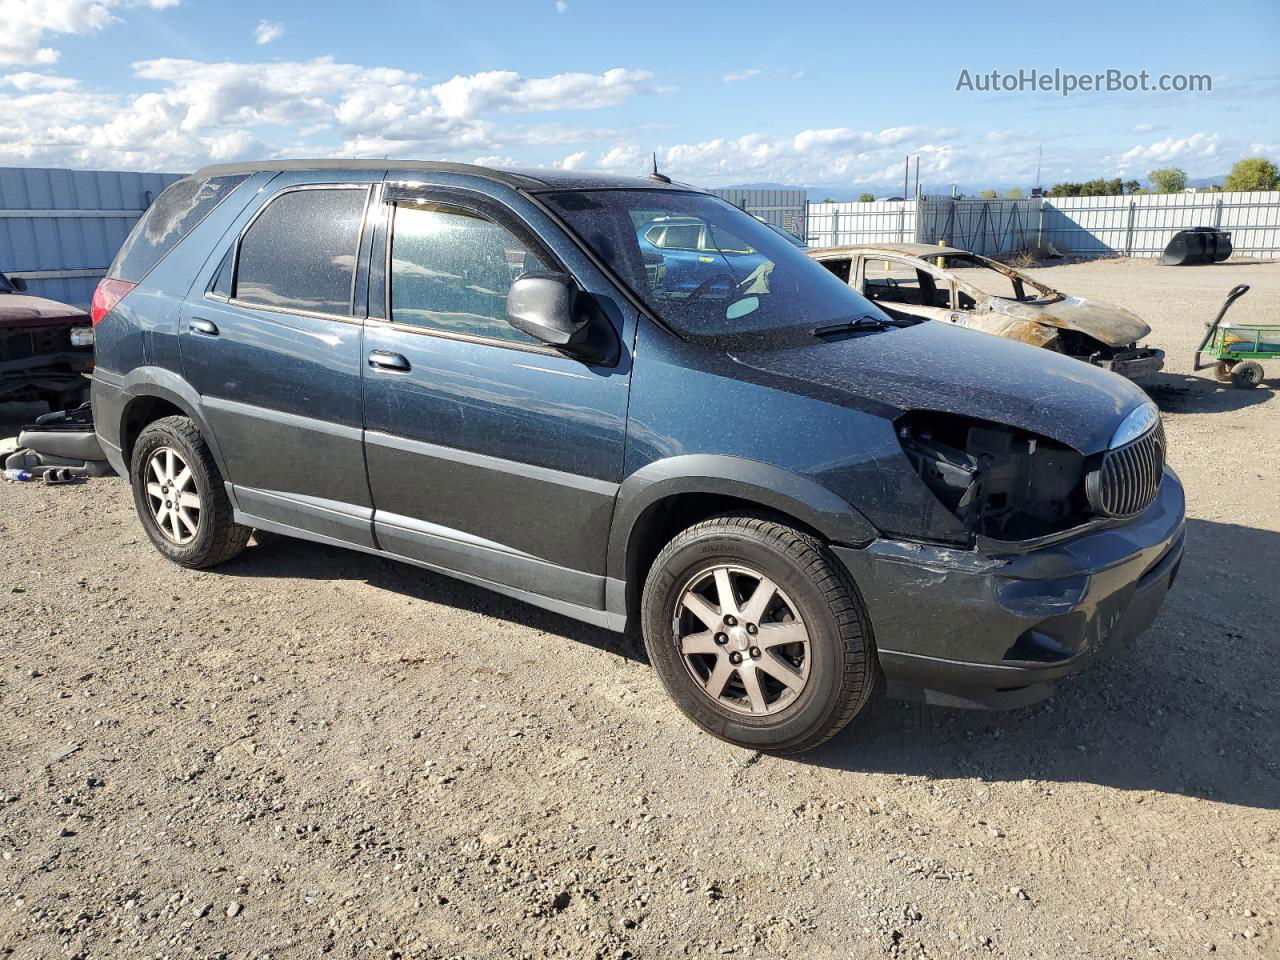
808,242,972,259
190,159,707,194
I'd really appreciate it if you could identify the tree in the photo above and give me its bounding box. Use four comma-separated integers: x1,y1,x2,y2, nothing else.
1004,187,1025,199
1148,167,1188,194
1223,156,1280,191
1123,180,1141,195
979,189,998,199
858,193,875,202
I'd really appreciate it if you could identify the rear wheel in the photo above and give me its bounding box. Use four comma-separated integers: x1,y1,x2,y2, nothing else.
1230,360,1265,389
129,416,250,568
640,514,875,754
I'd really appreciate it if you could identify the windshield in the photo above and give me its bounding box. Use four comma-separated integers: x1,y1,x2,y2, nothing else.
542,189,887,339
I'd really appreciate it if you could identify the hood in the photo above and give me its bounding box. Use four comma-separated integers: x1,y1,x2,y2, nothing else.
0,293,90,329
991,295,1150,348
727,320,1148,455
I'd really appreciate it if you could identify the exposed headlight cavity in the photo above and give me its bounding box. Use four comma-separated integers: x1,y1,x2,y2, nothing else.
897,411,1090,541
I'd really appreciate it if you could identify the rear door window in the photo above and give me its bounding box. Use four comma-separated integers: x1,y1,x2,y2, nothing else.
234,187,369,315
109,175,248,283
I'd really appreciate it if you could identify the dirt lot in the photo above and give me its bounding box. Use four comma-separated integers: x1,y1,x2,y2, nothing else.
2,258,1277,960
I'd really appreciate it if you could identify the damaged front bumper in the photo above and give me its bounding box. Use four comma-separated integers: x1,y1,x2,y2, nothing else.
1095,347,1165,380
834,468,1185,709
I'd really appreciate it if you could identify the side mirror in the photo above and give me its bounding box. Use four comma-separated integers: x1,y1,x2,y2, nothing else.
507,272,588,349
9,275,27,292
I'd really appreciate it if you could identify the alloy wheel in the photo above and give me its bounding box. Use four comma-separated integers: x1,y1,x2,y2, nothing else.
672,563,811,716
145,446,201,545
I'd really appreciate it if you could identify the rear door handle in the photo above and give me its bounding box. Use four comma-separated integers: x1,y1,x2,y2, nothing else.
368,350,410,372
188,318,219,336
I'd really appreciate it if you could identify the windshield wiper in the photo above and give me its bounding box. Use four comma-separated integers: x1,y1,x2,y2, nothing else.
813,315,898,337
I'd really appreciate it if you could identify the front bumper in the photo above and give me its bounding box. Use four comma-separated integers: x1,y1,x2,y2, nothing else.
834,468,1185,709
0,351,93,401
1098,348,1165,379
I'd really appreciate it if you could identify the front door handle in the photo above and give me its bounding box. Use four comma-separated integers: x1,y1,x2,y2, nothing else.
189,318,219,336
368,350,411,372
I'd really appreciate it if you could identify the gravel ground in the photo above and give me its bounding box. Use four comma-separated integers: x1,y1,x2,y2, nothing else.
1,258,1277,960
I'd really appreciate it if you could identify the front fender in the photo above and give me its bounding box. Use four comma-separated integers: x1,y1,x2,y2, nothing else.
606,454,878,582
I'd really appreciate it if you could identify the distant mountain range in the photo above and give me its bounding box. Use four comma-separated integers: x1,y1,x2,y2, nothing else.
717,175,1228,200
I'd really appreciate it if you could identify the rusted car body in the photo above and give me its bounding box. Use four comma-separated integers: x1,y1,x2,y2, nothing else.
0,271,94,409
808,243,1164,379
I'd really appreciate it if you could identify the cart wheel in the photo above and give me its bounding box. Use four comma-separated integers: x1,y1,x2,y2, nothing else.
1213,360,1235,382
1230,360,1265,389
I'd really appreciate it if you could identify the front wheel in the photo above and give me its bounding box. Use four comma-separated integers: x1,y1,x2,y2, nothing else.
129,415,251,568
640,514,875,754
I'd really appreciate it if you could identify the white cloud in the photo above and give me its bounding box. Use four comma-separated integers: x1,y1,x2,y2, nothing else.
554,0,568,11
1,71,78,91
254,20,284,45
0,57,666,170
722,69,761,83
431,67,658,118
0,0,178,66
1133,122,1156,133
1113,132,1220,172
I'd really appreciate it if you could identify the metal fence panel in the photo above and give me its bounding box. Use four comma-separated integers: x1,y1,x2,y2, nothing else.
805,200,916,247
0,166,183,307
710,188,807,238
915,198,1041,257
1041,191,1280,258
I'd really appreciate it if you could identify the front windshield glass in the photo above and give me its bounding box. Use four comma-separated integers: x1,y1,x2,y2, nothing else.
543,189,887,338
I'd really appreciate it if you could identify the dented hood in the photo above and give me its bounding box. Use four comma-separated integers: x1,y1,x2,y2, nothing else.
727,320,1148,455
991,295,1151,348
0,293,90,329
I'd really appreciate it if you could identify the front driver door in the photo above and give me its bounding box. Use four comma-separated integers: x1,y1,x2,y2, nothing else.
361,184,633,612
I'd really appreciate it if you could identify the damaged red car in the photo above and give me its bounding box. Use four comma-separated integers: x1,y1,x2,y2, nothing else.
0,270,94,410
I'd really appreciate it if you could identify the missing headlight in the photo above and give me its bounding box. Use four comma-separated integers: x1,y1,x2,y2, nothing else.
897,412,1089,541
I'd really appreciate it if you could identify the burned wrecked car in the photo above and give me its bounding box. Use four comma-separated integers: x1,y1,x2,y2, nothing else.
808,243,1164,379
0,270,94,410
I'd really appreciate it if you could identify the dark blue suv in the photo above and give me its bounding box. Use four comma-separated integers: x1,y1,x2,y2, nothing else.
91,161,1184,754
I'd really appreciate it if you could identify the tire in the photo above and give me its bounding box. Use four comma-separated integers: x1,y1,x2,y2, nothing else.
1213,360,1235,383
129,415,250,568
1230,360,1264,389
640,514,875,754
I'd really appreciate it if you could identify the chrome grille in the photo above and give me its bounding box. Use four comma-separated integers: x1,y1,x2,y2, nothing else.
1087,421,1165,518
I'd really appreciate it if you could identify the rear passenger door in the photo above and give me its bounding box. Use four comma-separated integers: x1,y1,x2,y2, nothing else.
180,172,380,546
360,184,632,611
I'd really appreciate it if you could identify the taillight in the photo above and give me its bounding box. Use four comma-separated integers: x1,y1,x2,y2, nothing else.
90,278,136,326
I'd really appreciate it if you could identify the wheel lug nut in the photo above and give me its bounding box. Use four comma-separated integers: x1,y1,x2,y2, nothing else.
724,615,737,626
714,633,728,645
729,651,742,665
746,623,757,635
750,647,761,659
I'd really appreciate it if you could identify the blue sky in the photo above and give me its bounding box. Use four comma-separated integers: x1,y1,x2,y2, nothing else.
2,0,1277,190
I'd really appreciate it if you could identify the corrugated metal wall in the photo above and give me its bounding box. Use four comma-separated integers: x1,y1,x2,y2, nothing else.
0,167,184,307
805,200,916,247
710,188,807,237
1040,191,1280,258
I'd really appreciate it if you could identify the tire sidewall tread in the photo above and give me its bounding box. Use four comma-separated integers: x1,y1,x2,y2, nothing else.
641,513,875,755
129,415,250,569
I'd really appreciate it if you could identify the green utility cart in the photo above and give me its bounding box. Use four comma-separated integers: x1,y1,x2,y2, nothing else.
1193,284,1277,389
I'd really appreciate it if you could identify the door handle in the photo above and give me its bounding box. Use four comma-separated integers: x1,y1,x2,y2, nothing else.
368,350,411,372
188,318,219,336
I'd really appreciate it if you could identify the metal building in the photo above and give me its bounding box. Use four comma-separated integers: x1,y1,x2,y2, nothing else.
0,166,183,308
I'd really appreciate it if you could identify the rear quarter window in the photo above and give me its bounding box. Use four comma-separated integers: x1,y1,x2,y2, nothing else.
108,174,248,283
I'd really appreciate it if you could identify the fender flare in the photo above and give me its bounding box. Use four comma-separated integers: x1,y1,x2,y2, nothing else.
118,367,229,477
605,454,877,582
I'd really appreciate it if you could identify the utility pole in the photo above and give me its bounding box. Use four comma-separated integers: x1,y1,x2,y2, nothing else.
913,156,920,198
1035,144,1043,192
903,155,909,200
